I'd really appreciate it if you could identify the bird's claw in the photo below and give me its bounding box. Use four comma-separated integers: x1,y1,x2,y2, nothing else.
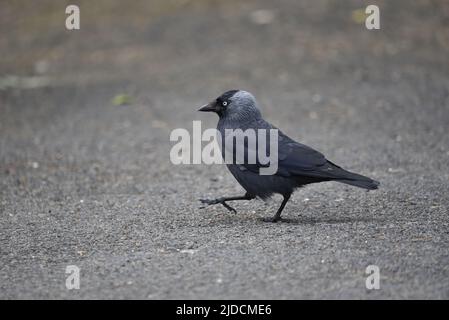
199,198,237,213
260,216,284,223
221,202,237,213
199,198,220,205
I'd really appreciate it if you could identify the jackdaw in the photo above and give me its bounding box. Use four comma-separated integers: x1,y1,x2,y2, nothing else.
198,90,379,222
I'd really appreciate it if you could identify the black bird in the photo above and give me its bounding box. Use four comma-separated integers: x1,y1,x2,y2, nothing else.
199,90,379,222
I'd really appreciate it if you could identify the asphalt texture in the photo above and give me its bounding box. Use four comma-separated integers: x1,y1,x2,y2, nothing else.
0,0,448,299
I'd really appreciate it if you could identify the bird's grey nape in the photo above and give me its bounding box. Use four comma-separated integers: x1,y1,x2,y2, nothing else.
223,90,262,122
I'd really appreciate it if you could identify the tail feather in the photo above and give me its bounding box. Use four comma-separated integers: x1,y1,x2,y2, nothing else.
338,177,380,190
327,162,380,190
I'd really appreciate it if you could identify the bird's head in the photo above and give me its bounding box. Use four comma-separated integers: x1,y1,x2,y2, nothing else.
198,90,262,121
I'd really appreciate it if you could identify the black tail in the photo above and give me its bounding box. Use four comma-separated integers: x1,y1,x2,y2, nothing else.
328,162,380,190
338,176,380,190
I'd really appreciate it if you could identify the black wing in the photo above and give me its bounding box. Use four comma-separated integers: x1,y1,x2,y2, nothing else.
275,131,341,179
225,121,341,179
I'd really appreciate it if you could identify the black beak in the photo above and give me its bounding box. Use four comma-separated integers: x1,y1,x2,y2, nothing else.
198,101,217,112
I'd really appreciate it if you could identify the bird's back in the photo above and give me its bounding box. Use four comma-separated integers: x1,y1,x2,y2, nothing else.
217,116,378,195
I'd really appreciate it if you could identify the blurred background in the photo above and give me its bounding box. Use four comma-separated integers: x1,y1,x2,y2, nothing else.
1,0,448,299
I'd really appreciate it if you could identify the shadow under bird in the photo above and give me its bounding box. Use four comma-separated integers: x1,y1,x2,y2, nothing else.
198,90,379,222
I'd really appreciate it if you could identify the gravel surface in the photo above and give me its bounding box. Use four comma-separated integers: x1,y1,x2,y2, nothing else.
1,0,448,299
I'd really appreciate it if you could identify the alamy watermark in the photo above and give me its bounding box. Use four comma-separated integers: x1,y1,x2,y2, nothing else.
65,5,80,30
65,265,80,290
365,5,380,30
170,121,279,175
365,265,380,290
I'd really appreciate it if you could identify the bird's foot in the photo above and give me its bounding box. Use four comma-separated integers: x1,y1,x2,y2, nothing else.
199,198,237,213
260,216,285,223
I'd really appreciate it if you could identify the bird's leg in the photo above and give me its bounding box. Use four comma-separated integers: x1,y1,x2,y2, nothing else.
263,194,291,222
199,193,255,213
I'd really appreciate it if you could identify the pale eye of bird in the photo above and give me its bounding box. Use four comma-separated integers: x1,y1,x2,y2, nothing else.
222,101,228,106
